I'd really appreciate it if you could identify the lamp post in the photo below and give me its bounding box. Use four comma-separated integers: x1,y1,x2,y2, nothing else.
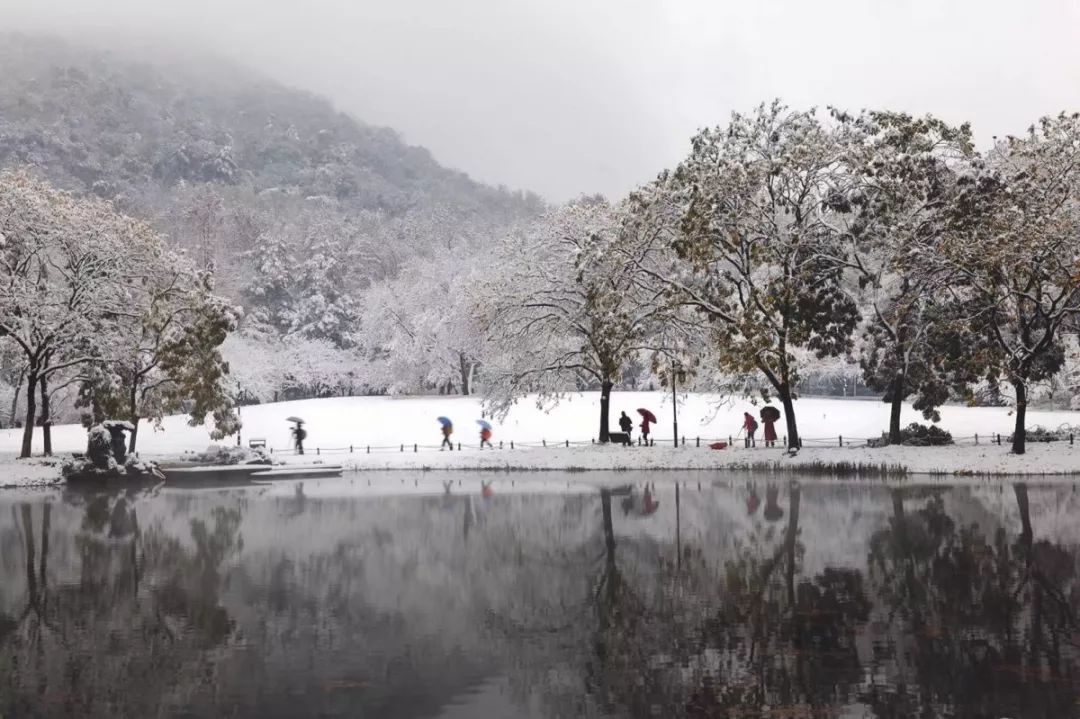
671,359,679,447
235,382,242,447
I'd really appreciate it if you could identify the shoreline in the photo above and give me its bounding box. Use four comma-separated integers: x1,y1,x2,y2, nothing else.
5,442,1080,488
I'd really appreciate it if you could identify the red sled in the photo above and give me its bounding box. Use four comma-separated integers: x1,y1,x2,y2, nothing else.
709,442,728,450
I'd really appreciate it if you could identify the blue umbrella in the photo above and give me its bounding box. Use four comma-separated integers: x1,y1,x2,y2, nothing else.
476,419,492,431
437,416,452,428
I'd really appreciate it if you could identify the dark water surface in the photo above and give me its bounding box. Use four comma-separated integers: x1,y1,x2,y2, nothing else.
3,473,1080,718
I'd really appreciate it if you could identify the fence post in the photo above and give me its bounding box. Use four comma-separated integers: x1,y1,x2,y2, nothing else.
400,444,403,452
317,447,320,455
997,433,1001,445
566,439,569,448
696,437,700,447
457,442,461,451
729,435,733,447
974,434,978,445
839,435,843,447
366,445,370,454
511,440,514,449
681,436,685,447
350,445,353,453
413,443,417,453
543,439,546,447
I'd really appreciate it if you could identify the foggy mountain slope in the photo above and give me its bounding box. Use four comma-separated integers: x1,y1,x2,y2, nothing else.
0,32,542,226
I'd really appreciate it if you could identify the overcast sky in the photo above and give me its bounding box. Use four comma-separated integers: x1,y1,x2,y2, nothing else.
4,0,1080,200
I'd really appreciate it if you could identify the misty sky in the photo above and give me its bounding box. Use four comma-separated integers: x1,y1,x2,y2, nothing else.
4,0,1080,200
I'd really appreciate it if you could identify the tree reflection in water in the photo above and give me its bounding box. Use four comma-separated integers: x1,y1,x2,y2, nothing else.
1,480,1080,718
0,488,242,717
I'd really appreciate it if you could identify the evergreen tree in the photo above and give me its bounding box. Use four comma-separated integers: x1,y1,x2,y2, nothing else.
835,110,976,441
940,113,1080,454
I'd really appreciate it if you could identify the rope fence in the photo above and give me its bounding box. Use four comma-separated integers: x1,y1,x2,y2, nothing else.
254,431,1078,456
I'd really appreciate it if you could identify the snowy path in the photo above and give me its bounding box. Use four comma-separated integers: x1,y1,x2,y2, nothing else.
1,392,1079,486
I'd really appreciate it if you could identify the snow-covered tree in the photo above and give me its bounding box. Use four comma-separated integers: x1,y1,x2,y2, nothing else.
78,257,240,453
0,170,133,457
222,330,360,402
242,213,364,347
626,103,860,447
835,110,976,441
481,199,668,442
941,113,1080,454
360,248,485,395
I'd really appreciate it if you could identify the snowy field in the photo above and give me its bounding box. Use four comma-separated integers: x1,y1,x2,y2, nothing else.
1,392,1080,486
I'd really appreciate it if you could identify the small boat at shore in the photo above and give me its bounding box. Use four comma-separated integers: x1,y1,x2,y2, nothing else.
251,466,343,480
161,463,343,485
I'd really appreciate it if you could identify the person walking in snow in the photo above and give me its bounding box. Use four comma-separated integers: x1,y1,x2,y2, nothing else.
618,411,633,437
479,425,493,449
291,421,306,455
640,415,653,445
743,412,758,448
760,406,780,448
441,421,454,450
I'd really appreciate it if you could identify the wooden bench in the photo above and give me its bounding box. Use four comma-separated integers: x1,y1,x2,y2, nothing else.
248,438,267,449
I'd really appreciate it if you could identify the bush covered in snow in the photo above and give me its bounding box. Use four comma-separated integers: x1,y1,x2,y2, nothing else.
871,422,953,447
1010,425,1079,443
183,445,271,465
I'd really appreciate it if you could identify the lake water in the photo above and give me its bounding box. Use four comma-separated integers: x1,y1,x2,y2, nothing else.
2,473,1080,718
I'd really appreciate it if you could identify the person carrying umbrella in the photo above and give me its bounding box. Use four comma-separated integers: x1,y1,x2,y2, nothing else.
742,412,758,448
618,411,633,437
637,408,657,446
288,417,306,455
477,419,493,449
760,405,781,448
438,417,454,450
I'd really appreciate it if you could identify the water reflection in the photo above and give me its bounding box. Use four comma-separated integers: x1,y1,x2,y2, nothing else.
1,477,1079,718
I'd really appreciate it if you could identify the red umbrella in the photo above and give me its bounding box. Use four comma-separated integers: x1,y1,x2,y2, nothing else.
637,408,658,424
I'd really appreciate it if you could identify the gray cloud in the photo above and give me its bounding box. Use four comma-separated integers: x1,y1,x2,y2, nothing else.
3,0,1080,200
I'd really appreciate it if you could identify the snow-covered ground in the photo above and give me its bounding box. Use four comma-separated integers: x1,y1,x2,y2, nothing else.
1,392,1079,486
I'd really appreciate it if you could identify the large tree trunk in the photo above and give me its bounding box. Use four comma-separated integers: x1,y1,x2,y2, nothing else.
888,374,905,443
458,352,471,396
778,381,800,449
20,367,38,459
1012,379,1027,455
598,379,614,443
129,420,140,455
128,384,140,454
38,373,51,456
8,367,23,429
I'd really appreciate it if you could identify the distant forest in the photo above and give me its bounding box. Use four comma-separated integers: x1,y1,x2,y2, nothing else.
0,33,545,425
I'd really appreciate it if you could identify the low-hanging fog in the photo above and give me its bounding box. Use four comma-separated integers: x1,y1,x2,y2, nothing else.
3,0,1080,200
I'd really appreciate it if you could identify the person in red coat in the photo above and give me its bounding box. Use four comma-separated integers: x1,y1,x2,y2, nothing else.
760,406,780,448
639,416,653,445
743,412,758,448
